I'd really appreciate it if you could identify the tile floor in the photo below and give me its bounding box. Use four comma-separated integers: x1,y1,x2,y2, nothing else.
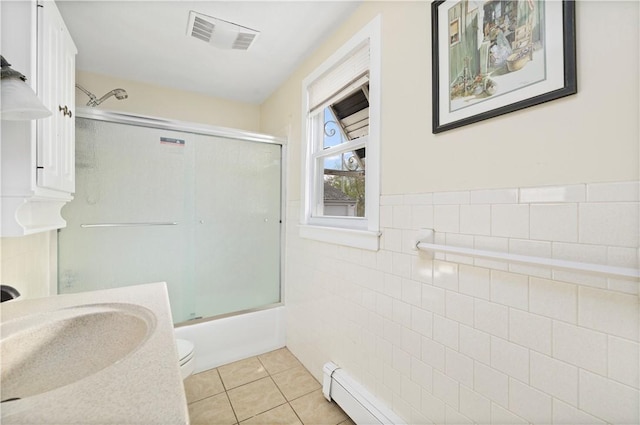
184,347,354,425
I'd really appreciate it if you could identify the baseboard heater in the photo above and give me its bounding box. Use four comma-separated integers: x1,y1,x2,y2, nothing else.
322,362,406,425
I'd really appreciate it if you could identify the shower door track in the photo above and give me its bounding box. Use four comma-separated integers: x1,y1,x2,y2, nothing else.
76,108,286,146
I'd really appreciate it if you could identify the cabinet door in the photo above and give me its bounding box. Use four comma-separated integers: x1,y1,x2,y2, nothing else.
58,23,76,193
36,0,77,193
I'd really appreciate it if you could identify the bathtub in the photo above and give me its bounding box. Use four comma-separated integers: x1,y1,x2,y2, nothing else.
174,305,285,373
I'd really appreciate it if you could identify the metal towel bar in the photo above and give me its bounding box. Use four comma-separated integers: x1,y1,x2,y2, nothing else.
415,229,640,280
80,222,178,228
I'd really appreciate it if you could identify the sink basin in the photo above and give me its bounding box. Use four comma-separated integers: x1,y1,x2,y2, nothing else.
0,303,156,402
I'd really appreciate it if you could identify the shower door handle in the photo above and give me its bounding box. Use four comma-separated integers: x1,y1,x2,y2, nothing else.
80,222,178,228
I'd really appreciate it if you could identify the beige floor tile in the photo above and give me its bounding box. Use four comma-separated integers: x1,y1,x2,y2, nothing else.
184,368,226,403
228,377,287,421
219,356,269,389
240,403,303,425
272,365,321,401
290,389,348,425
337,419,356,425
258,348,302,375
188,393,237,425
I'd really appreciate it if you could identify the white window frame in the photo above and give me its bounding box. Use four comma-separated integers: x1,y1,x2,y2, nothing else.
300,15,381,251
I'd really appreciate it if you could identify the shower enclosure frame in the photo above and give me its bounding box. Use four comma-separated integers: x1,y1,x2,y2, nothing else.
71,108,288,327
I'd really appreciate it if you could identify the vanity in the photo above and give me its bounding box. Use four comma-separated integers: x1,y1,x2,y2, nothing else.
0,282,189,424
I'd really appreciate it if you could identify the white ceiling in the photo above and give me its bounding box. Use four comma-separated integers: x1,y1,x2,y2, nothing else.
57,1,362,105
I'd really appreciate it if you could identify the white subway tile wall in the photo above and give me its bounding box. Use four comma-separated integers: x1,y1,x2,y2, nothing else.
285,181,640,425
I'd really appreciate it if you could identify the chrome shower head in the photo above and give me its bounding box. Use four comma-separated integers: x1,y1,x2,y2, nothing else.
113,89,128,100
92,88,128,106
76,84,128,107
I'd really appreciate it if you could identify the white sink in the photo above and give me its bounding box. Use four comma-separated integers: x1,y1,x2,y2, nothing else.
0,303,156,402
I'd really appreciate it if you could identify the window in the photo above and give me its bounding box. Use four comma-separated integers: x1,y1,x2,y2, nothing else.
300,16,380,250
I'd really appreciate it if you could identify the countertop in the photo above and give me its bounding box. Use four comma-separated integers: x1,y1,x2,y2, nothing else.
0,282,189,424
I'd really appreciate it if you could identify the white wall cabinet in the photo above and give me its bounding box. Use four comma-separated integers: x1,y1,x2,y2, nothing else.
0,0,77,236
37,0,76,193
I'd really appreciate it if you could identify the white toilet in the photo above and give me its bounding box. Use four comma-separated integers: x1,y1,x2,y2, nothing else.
176,339,195,379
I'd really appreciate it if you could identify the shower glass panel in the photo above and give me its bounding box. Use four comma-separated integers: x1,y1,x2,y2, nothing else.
58,117,282,324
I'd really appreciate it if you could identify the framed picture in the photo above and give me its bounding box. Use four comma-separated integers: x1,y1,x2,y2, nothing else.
431,0,577,133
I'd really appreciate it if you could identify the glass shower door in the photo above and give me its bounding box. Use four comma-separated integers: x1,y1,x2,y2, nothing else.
192,136,281,319
58,117,282,323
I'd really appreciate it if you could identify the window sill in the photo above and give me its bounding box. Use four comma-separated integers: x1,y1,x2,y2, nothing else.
298,224,380,251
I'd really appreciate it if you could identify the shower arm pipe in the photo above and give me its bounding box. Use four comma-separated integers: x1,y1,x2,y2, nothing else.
415,229,640,280
81,222,178,228
75,84,97,106
75,84,127,107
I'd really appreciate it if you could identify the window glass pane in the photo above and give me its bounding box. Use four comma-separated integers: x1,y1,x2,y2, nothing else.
323,108,347,149
320,154,365,217
321,83,370,149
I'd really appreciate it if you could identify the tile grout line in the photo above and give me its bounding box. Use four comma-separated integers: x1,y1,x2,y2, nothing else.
287,400,307,425
258,354,319,424
187,348,348,425
218,368,241,425
224,390,240,425
231,352,298,423
258,350,344,425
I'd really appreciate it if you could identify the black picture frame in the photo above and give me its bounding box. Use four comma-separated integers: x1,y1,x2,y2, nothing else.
432,0,577,134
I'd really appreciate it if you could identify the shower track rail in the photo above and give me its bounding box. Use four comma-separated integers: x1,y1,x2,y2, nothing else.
75,108,285,145
415,229,640,280
81,222,178,228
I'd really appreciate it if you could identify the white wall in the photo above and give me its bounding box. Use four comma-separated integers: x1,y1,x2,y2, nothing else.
261,1,639,197
0,231,56,299
261,1,640,424
76,71,261,132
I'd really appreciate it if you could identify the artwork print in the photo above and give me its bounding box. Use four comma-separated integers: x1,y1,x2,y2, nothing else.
431,0,576,133
450,0,542,110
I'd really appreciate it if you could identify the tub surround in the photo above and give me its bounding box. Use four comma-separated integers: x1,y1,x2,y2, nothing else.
175,305,286,373
0,282,188,424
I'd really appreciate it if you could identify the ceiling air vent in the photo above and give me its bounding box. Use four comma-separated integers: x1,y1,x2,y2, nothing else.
191,16,215,43
187,11,259,51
